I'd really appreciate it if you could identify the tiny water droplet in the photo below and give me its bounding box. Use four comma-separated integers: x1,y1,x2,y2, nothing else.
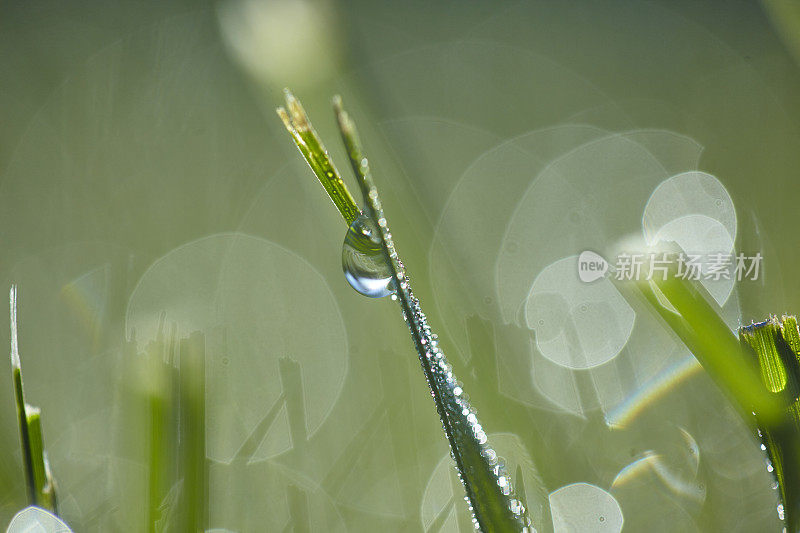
342,214,394,298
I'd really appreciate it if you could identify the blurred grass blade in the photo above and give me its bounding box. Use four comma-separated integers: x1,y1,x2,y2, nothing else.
625,247,785,426
277,89,361,225
625,247,796,529
178,331,207,532
9,286,35,504
26,407,58,513
9,285,58,513
145,317,178,533
332,95,533,532
651,273,785,423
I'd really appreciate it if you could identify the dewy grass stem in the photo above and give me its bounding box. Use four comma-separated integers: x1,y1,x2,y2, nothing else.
279,92,534,532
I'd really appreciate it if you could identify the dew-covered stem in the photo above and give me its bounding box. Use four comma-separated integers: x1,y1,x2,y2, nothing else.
332,96,532,531
277,92,533,530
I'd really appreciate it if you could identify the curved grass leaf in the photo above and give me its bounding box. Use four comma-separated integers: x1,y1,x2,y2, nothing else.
622,248,795,530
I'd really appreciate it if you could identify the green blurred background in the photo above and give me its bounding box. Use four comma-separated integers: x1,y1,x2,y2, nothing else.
1,0,800,531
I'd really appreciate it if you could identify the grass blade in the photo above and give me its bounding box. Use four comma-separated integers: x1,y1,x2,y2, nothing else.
332,96,533,531
739,316,800,531
9,285,58,513
277,90,361,226
625,248,795,528
177,331,207,532
278,93,534,531
624,248,785,426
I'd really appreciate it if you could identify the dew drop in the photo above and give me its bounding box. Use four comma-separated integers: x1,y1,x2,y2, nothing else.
342,214,394,298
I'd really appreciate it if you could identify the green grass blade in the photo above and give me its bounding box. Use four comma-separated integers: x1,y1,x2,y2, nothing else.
277,90,361,226
177,331,207,532
9,285,58,513
26,406,58,513
332,96,532,532
624,247,785,426
10,286,36,505
625,247,796,529
739,316,800,531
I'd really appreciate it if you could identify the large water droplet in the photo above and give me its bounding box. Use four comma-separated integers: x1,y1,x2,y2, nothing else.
342,214,394,298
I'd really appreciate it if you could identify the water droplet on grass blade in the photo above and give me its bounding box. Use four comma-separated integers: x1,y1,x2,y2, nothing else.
342,214,394,298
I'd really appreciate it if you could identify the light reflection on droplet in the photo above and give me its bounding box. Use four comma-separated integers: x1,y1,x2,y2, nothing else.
342,213,394,298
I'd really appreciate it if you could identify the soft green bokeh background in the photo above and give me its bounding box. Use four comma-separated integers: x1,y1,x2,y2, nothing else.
1,0,800,531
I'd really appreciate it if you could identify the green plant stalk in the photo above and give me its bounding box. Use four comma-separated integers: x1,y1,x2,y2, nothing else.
626,252,796,529
739,316,800,532
178,331,207,532
655,275,785,422
278,90,361,226
279,93,533,531
26,407,57,512
276,93,527,531
9,285,58,513
148,390,167,531
627,250,785,426
333,98,532,531
145,318,177,533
